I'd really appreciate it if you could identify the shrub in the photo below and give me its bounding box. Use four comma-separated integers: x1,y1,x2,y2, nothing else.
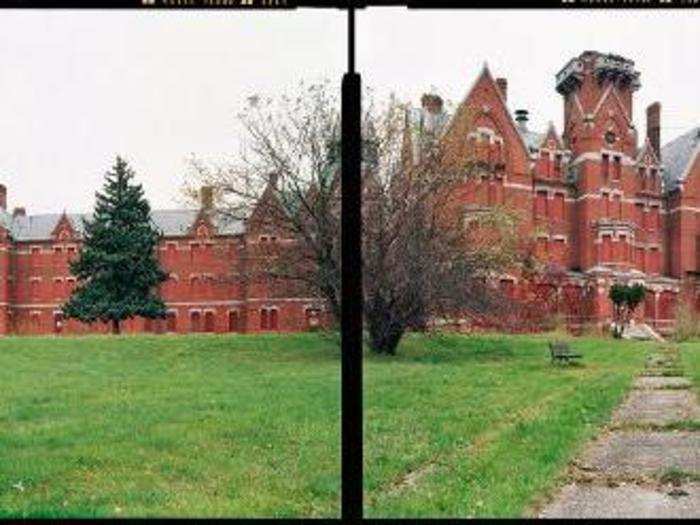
674,302,700,342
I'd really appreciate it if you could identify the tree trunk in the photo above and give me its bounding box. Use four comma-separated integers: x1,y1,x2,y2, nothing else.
367,317,405,355
111,319,120,335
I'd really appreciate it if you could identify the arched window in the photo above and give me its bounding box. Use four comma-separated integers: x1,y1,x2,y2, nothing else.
228,310,240,332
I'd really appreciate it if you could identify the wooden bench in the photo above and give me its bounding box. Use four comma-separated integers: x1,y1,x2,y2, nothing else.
548,341,582,365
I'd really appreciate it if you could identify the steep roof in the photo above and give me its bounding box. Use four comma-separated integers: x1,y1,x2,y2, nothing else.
661,126,700,191
519,128,546,153
0,208,245,241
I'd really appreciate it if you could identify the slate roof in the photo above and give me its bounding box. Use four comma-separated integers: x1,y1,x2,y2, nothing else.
0,209,245,241
518,128,546,153
661,126,700,191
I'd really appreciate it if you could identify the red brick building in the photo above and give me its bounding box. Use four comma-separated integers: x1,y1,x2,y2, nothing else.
403,50,700,334
0,184,326,335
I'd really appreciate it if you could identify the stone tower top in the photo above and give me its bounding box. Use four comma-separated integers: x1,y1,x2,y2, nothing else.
555,50,641,96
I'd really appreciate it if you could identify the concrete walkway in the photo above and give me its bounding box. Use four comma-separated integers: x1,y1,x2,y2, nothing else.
539,345,700,518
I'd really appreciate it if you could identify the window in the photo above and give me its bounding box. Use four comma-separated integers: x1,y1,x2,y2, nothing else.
30,278,40,300
204,311,215,333
651,206,660,229
269,308,278,330
553,193,565,221
190,311,202,332
613,194,622,219
499,279,515,299
52,278,63,298
305,308,320,329
535,191,547,217
260,308,269,330
487,181,496,206
601,235,612,261
602,192,610,217
602,153,610,179
166,311,177,332
649,248,660,274
54,246,63,254
613,156,622,180
539,151,550,177
54,312,64,334
554,154,562,178
228,310,240,332
619,235,628,262
553,238,566,264
636,247,646,272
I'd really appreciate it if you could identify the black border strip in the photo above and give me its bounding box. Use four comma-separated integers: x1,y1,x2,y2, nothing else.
341,3,363,521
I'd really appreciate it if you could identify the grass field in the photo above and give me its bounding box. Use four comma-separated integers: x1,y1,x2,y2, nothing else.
0,333,340,518
363,333,653,518
680,340,700,392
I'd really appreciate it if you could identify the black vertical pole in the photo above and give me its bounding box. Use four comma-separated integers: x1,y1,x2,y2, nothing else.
341,2,362,521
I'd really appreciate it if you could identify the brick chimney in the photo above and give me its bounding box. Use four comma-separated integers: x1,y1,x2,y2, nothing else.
421,93,443,114
496,78,508,102
0,185,6,211
647,102,661,160
12,207,25,218
200,186,214,210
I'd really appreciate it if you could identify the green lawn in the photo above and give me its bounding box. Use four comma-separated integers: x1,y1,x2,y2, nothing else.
363,332,653,518
0,333,340,518
680,341,700,392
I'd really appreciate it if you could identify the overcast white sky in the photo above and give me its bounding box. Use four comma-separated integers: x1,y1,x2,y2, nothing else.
358,9,700,152
1,9,698,214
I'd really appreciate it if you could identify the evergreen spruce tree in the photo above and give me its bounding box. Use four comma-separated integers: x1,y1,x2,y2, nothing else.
63,156,168,334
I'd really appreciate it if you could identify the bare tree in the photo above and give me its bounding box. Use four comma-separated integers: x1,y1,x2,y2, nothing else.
184,80,342,322
361,98,521,354
184,81,523,354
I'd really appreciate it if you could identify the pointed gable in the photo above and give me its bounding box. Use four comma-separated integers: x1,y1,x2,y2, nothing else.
51,212,76,241
591,84,632,123
591,85,633,144
188,208,217,239
439,63,531,177
636,137,661,166
540,122,564,151
246,174,289,235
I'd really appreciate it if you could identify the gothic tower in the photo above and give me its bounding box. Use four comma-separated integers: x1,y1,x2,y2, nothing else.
555,51,663,276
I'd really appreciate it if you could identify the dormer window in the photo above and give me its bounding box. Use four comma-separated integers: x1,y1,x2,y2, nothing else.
554,154,562,177
612,156,621,180
605,131,616,145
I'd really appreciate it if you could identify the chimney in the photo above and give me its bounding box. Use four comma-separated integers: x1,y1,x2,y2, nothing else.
12,207,25,218
200,186,214,210
420,93,443,114
496,78,508,102
0,184,6,210
514,109,529,131
646,102,661,160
